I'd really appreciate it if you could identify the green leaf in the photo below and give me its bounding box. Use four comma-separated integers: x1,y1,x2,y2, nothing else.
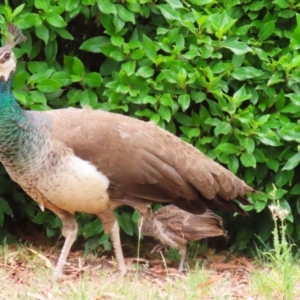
82,219,103,238
159,105,172,122
258,20,276,41
34,0,48,10
142,35,157,62
157,4,179,20
44,40,58,63
282,152,300,170
286,93,300,106
84,72,102,87
159,94,173,107
242,138,255,154
290,183,300,195
279,199,293,222
97,0,116,14
116,84,130,94
28,61,48,73
143,95,157,105
266,159,279,172
297,199,300,215
0,211,4,226
228,155,239,174
113,15,125,33
231,67,264,80
130,49,144,60
111,35,124,47
121,61,136,76
281,126,300,142
256,129,281,146
66,0,80,12
110,50,126,61
55,28,74,40
215,122,232,135
268,72,284,86
273,0,289,8
116,213,134,236
208,11,237,36
12,4,25,17
36,79,61,93
187,128,200,139
51,71,72,86
80,36,111,53
115,4,135,24
232,85,251,104
29,90,47,104
45,12,67,28
178,94,190,112
254,200,267,213
80,90,98,107
68,89,82,105
177,68,187,84
136,66,154,78
241,153,256,167
73,57,84,76
174,113,193,126
0,198,13,215
29,69,54,84
191,91,206,103
215,143,238,155
221,40,252,55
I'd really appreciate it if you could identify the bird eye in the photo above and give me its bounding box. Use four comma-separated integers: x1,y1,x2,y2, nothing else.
4,52,10,59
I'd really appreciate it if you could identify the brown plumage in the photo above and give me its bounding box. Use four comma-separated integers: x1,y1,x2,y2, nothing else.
0,24,254,281
136,205,227,271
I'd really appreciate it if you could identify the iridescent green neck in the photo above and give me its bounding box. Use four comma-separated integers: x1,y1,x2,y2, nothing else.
0,74,51,171
0,75,27,126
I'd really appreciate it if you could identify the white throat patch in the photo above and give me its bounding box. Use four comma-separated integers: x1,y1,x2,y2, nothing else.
0,58,15,81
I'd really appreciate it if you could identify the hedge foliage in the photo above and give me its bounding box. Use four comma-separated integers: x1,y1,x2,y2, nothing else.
0,0,300,252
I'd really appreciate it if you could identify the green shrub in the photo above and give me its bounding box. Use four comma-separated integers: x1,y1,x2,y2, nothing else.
0,0,300,251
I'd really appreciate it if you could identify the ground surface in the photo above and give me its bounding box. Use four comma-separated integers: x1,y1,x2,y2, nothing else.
0,225,298,300
1,234,299,300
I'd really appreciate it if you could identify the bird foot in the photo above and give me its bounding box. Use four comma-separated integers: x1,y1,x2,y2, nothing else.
117,266,127,277
51,268,64,282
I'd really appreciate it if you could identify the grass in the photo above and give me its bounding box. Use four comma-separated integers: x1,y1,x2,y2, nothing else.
1,198,300,299
0,245,211,300
1,240,299,300
249,198,300,300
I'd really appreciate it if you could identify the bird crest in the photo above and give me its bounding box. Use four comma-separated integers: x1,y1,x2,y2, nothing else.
4,23,26,48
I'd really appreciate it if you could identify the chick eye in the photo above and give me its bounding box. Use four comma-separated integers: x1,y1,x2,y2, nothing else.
4,53,10,59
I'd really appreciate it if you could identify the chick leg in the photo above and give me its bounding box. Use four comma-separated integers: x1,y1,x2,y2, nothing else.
52,211,78,281
178,245,187,272
97,209,127,276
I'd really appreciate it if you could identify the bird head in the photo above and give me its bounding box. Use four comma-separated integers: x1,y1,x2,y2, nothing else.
0,24,26,82
134,204,153,218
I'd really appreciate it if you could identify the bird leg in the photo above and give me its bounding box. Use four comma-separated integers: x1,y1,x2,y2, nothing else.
178,245,187,272
97,209,127,276
52,211,78,281
151,243,168,254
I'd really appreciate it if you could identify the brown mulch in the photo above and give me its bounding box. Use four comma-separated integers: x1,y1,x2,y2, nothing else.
1,241,256,299
0,226,259,299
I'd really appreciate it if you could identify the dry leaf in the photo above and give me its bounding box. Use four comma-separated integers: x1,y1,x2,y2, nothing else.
210,262,237,270
26,248,52,269
235,257,255,272
198,274,224,288
206,254,227,263
26,292,48,300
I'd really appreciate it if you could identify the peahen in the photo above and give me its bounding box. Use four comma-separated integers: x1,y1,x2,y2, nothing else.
136,204,227,272
0,24,254,281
